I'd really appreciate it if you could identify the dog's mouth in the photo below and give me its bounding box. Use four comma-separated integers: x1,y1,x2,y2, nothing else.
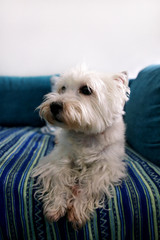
54,115,63,123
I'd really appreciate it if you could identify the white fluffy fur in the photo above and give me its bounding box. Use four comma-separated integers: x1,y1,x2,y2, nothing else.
32,66,129,228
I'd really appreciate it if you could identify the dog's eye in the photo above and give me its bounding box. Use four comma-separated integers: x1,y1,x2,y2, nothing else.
80,86,92,95
59,86,66,94
61,86,66,92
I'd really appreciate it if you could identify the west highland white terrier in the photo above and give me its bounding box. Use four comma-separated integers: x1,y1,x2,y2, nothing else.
32,65,129,228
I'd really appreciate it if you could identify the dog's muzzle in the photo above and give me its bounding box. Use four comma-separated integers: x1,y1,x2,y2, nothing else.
50,102,63,122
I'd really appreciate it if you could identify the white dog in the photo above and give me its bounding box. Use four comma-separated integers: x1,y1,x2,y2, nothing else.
32,65,129,228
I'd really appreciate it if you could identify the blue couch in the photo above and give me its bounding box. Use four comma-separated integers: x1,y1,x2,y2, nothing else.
0,66,160,240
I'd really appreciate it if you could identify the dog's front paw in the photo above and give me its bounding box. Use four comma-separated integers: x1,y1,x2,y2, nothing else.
67,204,90,229
45,206,66,222
67,206,83,229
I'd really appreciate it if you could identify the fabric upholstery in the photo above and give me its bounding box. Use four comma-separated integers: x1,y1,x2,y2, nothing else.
0,127,159,240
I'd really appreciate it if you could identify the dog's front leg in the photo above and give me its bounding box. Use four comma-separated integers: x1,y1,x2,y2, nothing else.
67,176,98,228
67,165,114,228
67,185,91,228
33,155,75,222
43,171,69,222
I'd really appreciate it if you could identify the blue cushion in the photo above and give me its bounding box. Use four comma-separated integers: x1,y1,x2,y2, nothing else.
124,65,160,166
0,76,51,127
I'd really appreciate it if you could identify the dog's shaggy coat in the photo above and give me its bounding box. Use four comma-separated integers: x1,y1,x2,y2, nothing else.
32,66,129,228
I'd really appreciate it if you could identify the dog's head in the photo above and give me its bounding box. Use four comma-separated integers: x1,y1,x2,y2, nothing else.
38,66,129,134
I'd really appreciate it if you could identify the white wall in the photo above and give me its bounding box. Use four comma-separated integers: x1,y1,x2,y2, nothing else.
0,0,160,78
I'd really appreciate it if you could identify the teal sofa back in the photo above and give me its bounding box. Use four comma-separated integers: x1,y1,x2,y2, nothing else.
0,76,51,127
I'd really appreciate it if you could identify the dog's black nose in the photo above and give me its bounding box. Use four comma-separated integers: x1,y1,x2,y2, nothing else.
50,102,63,117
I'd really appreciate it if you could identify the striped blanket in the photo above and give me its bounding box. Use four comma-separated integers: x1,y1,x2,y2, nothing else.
0,127,159,240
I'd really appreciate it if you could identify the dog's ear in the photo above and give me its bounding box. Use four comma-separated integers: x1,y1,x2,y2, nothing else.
113,71,128,86
121,71,128,78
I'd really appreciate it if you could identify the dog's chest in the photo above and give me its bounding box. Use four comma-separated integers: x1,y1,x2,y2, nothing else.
63,132,104,168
